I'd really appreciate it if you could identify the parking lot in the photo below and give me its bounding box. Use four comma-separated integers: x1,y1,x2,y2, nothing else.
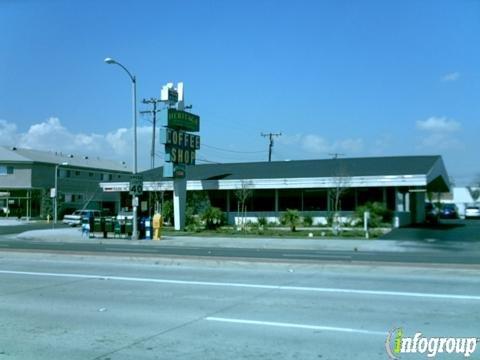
381,219,480,242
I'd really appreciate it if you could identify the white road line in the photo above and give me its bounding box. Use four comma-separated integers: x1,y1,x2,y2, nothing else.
104,248,155,253
0,269,479,301
282,253,351,259
205,317,387,336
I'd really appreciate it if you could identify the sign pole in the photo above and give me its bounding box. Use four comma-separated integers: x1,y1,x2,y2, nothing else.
173,177,187,230
160,82,200,231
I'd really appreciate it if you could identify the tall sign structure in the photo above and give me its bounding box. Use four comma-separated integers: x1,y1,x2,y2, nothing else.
159,82,200,230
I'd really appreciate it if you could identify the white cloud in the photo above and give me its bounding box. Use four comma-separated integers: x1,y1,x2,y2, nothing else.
302,134,331,153
416,117,461,133
0,120,19,145
418,133,463,150
441,72,460,82
280,133,364,156
416,116,463,151
278,133,303,146
0,117,156,170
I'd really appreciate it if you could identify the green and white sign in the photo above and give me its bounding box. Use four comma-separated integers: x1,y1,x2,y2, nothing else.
129,174,143,196
160,108,200,132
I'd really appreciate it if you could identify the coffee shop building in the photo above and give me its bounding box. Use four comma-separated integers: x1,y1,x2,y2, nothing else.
100,155,450,227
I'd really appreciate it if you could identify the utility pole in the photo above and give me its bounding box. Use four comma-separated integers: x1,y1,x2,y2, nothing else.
140,98,163,169
261,132,282,162
329,153,345,159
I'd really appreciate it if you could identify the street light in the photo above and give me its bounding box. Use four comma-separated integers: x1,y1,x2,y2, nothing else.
54,162,69,224
104,57,138,240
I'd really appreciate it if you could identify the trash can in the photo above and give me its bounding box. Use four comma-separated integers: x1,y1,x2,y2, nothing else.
93,217,103,237
103,217,111,238
114,218,122,238
125,218,133,237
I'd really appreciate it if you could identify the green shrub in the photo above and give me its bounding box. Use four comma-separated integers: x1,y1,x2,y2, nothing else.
257,217,268,228
280,209,301,232
355,202,392,228
303,214,313,227
161,200,174,225
200,206,225,230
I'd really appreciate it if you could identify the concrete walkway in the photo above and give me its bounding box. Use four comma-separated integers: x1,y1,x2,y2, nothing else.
11,227,478,254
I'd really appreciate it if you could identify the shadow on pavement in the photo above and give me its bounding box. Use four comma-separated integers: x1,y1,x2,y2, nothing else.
381,219,480,243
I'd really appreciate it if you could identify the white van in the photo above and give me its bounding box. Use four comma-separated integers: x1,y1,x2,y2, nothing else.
62,210,101,226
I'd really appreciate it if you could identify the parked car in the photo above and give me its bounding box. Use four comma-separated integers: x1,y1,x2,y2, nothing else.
465,206,480,219
439,204,458,219
63,210,101,226
425,203,439,224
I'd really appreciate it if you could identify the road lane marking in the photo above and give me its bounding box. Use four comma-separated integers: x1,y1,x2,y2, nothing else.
1,270,479,301
205,317,387,336
282,253,351,259
104,248,156,253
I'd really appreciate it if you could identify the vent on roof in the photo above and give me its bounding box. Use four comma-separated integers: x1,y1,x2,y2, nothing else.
84,156,89,160
11,147,17,151
68,154,74,158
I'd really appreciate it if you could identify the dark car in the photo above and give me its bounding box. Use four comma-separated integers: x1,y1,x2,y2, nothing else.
425,203,439,224
439,204,458,219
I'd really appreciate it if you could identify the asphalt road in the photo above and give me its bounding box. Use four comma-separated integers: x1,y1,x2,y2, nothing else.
1,238,480,265
1,219,480,265
0,252,479,360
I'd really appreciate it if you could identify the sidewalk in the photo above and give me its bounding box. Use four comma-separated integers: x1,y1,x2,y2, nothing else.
11,227,475,254
0,219,38,226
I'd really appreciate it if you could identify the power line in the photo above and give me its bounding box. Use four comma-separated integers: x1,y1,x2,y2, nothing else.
261,132,282,162
197,150,261,162
197,157,222,164
202,143,265,154
328,153,345,159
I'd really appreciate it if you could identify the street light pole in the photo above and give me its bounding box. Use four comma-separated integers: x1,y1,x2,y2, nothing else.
54,162,69,224
105,57,138,240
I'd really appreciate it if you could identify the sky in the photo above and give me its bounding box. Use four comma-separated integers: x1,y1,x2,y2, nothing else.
0,0,479,185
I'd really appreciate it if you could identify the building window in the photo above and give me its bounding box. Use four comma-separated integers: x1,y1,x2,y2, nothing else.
89,172,94,177
357,187,384,206
0,166,13,175
59,169,71,178
279,189,302,211
101,173,112,181
75,171,81,176
303,189,328,211
250,190,275,211
333,188,355,211
207,190,228,211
